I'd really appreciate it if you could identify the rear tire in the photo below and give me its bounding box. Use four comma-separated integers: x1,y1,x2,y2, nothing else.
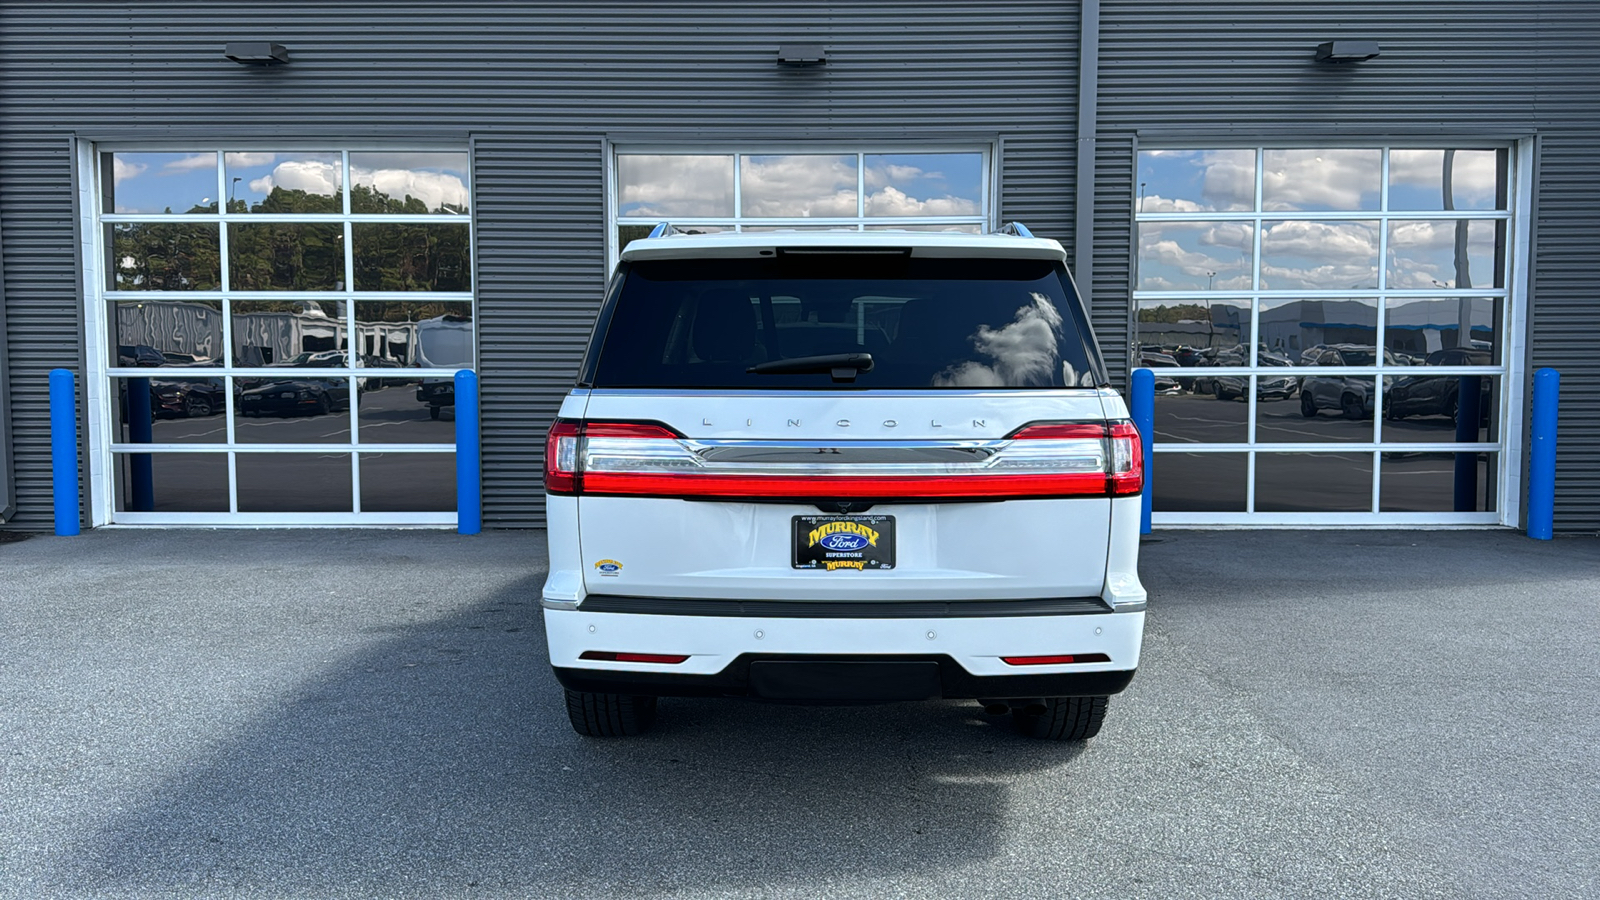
1301,392,1318,418
1341,392,1363,420
1011,696,1109,741
565,689,658,737
429,405,442,420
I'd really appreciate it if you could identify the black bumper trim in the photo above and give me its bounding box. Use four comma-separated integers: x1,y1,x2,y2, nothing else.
554,654,1136,702
575,594,1114,618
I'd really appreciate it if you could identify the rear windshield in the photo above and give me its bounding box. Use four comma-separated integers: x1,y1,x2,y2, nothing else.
582,254,1103,390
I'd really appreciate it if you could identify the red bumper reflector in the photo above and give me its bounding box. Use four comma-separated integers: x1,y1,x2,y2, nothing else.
1000,653,1112,666
579,650,690,664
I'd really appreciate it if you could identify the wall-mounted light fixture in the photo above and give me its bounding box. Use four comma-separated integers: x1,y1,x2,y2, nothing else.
1314,40,1380,63
225,42,290,65
777,44,827,67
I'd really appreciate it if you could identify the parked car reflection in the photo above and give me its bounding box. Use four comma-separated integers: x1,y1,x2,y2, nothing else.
117,343,168,367
239,377,351,417
235,350,356,417
1385,348,1492,425
151,377,226,418
413,314,473,419
1299,344,1397,419
1200,346,1299,401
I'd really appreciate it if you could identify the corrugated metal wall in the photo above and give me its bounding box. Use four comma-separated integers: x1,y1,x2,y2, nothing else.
0,213,13,521
0,0,1079,528
6,1,1596,531
1094,0,1600,531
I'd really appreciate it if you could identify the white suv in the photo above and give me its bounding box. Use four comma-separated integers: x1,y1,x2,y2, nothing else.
541,224,1146,740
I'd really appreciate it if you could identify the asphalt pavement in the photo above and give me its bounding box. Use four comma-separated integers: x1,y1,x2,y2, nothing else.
1,527,1596,899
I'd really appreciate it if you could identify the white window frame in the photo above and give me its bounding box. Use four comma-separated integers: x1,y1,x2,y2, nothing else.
1133,140,1532,528
606,144,996,271
80,141,474,527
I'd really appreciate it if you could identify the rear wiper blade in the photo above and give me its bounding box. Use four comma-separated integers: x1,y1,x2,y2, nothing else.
747,353,875,383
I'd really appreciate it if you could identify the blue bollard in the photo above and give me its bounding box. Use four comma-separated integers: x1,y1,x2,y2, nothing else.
49,369,80,536
128,376,154,512
1129,368,1155,534
1527,368,1559,540
455,369,482,535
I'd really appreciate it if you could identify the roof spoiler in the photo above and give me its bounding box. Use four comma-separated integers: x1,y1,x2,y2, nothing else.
644,221,1037,239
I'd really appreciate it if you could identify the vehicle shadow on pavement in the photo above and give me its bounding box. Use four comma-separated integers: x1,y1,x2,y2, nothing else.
55,581,1092,897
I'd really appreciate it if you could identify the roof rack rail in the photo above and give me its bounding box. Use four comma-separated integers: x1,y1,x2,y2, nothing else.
993,222,1034,238
646,222,685,239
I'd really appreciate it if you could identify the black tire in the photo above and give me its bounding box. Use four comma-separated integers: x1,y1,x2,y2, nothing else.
1341,392,1363,420
429,404,442,420
1301,392,1318,418
1011,696,1109,741
565,689,658,737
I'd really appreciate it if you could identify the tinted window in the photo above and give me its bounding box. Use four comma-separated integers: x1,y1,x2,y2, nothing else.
585,255,1101,389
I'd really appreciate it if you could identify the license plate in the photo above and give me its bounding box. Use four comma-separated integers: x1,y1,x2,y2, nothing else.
280,391,294,398
792,515,895,571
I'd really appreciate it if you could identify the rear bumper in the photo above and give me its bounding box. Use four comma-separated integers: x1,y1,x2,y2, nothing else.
544,598,1143,701
554,655,1136,701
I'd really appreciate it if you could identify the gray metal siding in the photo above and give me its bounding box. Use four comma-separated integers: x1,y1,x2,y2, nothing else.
471,134,609,527
0,213,13,521
0,0,1079,528
0,135,82,529
1095,0,1600,531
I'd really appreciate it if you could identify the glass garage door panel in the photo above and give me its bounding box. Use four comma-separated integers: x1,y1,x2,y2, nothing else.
236,453,353,513
112,453,229,513
98,147,473,523
612,149,990,255
1135,145,1515,524
1151,452,1247,512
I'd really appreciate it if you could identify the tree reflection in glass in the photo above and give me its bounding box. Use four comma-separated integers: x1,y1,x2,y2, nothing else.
108,223,221,291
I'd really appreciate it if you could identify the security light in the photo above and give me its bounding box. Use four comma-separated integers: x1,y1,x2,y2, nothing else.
1315,41,1380,63
776,44,827,66
225,42,290,65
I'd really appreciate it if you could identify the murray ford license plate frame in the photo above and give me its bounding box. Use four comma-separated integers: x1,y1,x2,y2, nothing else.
792,515,896,571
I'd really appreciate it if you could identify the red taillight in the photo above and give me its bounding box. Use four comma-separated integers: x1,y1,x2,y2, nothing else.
584,423,680,440
1106,420,1144,496
578,472,1112,499
1000,653,1112,666
543,420,582,494
579,650,690,664
1007,423,1108,441
546,418,1144,501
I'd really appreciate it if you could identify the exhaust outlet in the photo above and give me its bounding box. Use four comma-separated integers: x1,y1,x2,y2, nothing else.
981,702,1011,716
1019,701,1049,716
